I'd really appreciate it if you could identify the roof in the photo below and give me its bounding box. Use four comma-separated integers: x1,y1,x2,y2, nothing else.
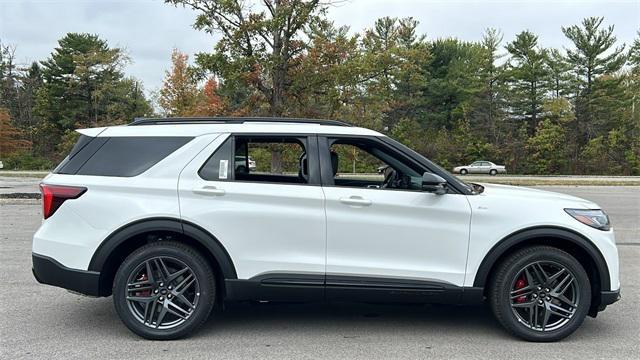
77,117,384,138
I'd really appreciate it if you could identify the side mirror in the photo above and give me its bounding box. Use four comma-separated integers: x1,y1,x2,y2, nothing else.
422,172,447,195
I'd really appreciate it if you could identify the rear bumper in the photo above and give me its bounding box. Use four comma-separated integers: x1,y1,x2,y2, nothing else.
32,253,101,296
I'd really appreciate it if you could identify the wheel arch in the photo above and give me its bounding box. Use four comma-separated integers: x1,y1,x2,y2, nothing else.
89,217,237,296
473,226,611,295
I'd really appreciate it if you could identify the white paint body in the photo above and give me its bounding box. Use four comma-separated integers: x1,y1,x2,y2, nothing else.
32,123,620,292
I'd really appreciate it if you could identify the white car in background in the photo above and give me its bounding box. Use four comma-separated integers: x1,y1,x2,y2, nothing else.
454,161,506,175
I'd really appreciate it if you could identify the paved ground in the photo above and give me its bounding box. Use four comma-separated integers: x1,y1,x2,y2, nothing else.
0,187,638,359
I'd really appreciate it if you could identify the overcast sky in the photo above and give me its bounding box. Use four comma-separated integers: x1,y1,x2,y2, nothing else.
1,0,638,93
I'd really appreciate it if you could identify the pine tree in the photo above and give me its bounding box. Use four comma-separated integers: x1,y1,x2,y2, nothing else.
505,30,548,135
562,17,627,170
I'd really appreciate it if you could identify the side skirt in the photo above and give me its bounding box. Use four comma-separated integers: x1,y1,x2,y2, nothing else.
225,273,484,305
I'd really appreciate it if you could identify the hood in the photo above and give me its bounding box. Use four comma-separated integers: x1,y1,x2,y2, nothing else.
477,183,599,209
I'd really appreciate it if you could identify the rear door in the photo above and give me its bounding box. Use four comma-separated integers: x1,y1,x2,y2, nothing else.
469,161,482,173
178,133,326,299
480,161,492,173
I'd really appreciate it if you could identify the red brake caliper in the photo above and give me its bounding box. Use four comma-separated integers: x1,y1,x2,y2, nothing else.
135,273,151,297
515,277,527,303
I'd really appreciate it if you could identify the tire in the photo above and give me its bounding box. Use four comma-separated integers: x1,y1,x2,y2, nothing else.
489,246,590,342
113,241,216,340
460,169,468,175
489,169,497,176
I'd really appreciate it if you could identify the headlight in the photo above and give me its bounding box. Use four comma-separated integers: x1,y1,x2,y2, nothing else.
564,209,610,231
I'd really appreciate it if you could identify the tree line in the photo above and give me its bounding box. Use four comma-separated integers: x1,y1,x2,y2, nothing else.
1,0,639,175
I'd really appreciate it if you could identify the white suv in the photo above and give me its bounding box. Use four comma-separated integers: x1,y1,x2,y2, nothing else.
32,117,620,341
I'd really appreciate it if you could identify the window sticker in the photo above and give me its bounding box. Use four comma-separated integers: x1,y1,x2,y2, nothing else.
219,159,229,179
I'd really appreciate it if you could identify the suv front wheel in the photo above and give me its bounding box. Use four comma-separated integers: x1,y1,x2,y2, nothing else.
489,246,591,342
113,241,215,339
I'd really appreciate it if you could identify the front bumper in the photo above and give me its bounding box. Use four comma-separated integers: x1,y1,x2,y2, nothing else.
598,289,621,310
32,253,101,296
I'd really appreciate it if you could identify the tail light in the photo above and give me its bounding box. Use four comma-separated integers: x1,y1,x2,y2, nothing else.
40,184,87,219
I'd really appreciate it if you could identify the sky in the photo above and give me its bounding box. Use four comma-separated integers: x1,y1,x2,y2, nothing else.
1,0,639,93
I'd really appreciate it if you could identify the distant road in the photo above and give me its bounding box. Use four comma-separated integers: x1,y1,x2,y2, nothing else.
461,174,640,185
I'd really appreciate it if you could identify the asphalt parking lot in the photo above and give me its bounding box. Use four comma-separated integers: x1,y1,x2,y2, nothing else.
1,186,638,359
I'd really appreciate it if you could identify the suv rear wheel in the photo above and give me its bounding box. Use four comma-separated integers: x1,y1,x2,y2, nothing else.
113,241,215,339
489,246,590,342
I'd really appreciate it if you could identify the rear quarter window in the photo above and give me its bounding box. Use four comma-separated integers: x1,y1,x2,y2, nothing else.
55,136,193,177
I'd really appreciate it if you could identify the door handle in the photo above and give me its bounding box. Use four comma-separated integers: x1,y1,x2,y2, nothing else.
193,185,226,196
339,196,372,207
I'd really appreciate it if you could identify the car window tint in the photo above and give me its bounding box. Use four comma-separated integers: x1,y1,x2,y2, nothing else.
199,136,233,181
234,136,308,184
329,139,423,190
57,136,193,177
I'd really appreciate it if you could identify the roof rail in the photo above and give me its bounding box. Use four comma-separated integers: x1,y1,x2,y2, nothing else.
129,117,352,127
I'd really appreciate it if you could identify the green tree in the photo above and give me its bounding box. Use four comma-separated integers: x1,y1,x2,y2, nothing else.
526,99,573,174
166,0,327,116
562,17,627,170
544,48,572,99
562,17,626,93
422,38,484,130
38,33,129,129
505,30,548,134
0,41,19,119
475,28,506,143
30,33,151,161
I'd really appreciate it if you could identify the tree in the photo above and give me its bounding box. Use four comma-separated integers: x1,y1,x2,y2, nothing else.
422,38,484,130
159,49,200,116
505,30,548,134
562,17,626,93
562,17,627,170
188,77,226,116
526,99,572,174
36,33,142,129
165,0,327,116
544,49,572,99
0,41,19,119
472,28,507,143
0,108,31,157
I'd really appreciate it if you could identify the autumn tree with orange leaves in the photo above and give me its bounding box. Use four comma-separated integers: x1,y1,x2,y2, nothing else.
187,77,225,116
159,49,225,117
0,108,31,157
159,49,200,116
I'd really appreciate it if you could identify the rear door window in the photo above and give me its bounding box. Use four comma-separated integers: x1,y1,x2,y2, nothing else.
199,135,316,184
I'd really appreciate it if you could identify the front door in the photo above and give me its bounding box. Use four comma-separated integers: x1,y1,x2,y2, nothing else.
319,136,472,300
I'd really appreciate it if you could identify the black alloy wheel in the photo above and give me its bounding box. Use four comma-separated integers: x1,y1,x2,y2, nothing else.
490,246,591,342
113,241,215,339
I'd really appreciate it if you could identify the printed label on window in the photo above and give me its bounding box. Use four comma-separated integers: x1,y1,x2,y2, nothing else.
219,160,228,179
